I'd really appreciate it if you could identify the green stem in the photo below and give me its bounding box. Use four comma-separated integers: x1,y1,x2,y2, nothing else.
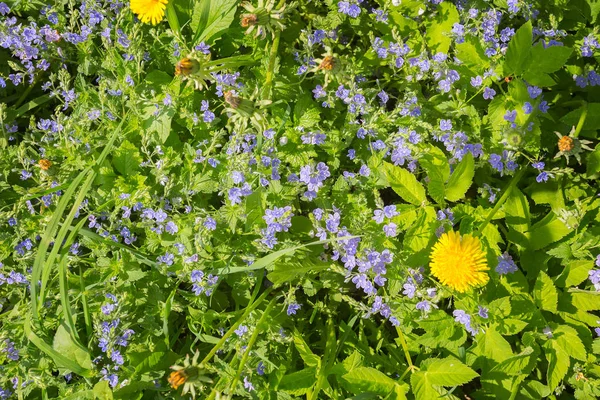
228,297,277,393
572,102,588,138
200,287,272,366
262,31,281,100
165,1,181,36
477,167,526,236
394,326,415,370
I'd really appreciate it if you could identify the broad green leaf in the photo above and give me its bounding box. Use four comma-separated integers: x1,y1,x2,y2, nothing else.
420,147,450,205
191,0,238,43
425,3,459,54
293,330,320,368
555,325,586,361
455,36,489,71
561,103,600,131
93,381,113,400
279,367,317,395
131,351,180,377
544,338,570,391
524,181,565,211
53,323,93,371
504,188,530,233
533,271,558,313
527,212,571,250
587,144,600,176
411,372,441,400
520,381,551,399
525,43,573,74
142,105,174,144
504,21,532,76
474,325,513,363
268,259,329,286
445,152,474,202
340,367,397,395
570,290,600,311
423,357,479,386
112,140,142,176
384,162,427,205
490,347,537,376
556,260,594,287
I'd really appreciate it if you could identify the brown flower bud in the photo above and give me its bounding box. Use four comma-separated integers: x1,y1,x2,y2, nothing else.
175,57,199,76
241,14,258,27
319,56,335,71
39,159,52,170
224,91,241,109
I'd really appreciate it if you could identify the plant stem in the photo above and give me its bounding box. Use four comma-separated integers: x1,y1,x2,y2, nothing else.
394,326,415,371
477,167,525,236
228,297,277,393
573,102,588,138
263,31,281,100
200,287,272,366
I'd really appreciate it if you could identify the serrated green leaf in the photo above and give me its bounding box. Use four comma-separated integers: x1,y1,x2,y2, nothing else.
293,330,320,368
526,43,572,74
191,0,237,43
555,325,586,361
504,188,530,233
556,260,594,287
490,346,538,376
504,21,532,76
423,357,479,386
340,367,398,395
533,271,558,313
93,381,113,400
279,367,317,395
383,162,427,205
544,338,570,391
425,3,459,54
445,152,474,202
112,140,141,176
527,212,571,250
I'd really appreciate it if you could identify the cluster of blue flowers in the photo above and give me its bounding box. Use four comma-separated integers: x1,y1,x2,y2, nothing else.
261,206,294,249
95,294,134,389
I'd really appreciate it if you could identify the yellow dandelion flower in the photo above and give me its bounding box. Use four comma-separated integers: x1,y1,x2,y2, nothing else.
130,0,168,25
429,231,489,293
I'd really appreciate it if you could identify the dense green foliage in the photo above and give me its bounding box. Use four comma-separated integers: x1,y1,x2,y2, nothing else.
1,0,600,399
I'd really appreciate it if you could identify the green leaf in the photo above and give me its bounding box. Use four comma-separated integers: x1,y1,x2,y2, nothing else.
445,152,474,202
525,43,572,74
561,103,600,131
555,325,586,361
527,212,571,250
383,162,427,205
425,3,459,54
420,147,450,205
93,381,113,400
112,140,142,176
490,347,538,376
544,338,570,391
142,105,174,144
504,188,530,233
504,21,532,76
533,271,558,313
53,322,93,371
340,367,397,395
131,351,180,378
556,260,594,287
474,325,514,363
587,144,600,176
293,330,321,368
191,0,238,44
411,372,441,400
455,36,490,71
423,357,479,386
279,367,317,395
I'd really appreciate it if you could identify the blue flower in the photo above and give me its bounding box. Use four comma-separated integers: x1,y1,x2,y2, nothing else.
483,87,496,100
287,303,301,315
496,252,518,275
